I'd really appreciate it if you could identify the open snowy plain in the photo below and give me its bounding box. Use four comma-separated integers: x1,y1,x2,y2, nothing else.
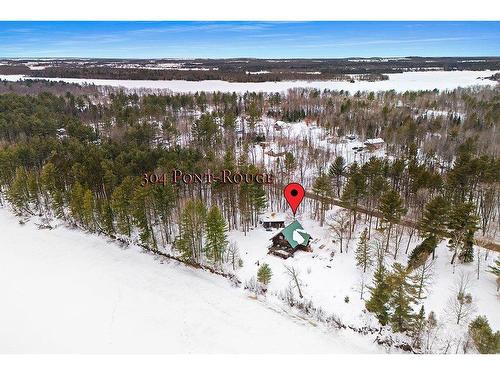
0,209,383,353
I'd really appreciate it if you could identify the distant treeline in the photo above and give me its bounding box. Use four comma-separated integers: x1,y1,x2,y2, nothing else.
1,56,499,82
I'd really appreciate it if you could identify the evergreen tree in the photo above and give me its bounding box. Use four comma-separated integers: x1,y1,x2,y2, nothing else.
411,305,426,348
448,202,479,264
82,189,95,231
284,152,296,175
131,185,155,248
96,198,114,235
177,199,207,264
468,316,500,354
366,263,391,325
111,177,135,237
355,228,373,273
388,263,418,333
6,167,31,215
257,263,272,285
312,172,333,226
378,189,406,256
328,155,346,197
69,181,84,225
418,196,449,240
408,236,438,269
341,165,366,227
205,205,228,268
40,162,65,219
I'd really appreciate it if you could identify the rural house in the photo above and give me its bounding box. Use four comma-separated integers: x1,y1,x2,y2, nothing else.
268,220,312,259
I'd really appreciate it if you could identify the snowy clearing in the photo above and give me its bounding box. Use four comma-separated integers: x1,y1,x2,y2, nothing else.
1,70,498,93
0,209,383,354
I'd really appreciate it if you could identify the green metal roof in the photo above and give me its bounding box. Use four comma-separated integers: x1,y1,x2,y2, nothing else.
279,220,311,249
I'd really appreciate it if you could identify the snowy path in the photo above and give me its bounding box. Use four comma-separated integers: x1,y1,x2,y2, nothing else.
0,209,382,353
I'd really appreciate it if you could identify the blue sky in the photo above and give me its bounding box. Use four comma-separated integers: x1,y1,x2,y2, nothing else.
0,21,499,58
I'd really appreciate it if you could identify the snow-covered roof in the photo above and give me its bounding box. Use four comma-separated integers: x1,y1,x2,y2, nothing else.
274,220,311,249
261,212,286,222
364,138,384,145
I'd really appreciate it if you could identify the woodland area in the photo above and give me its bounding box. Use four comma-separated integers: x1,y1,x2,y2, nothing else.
0,79,498,352
1,56,500,81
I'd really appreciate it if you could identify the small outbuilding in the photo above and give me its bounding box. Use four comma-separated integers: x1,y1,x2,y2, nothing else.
364,137,385,150
260,212,286,229
268,220,312,259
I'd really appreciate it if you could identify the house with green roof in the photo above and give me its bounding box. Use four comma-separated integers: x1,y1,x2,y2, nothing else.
268,219,312,259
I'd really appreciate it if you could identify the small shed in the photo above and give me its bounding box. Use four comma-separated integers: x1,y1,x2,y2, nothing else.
260,212,286,229
364,137,385,150
268,220,312,259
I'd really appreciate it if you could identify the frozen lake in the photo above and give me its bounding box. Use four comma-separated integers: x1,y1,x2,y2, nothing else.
1,70,498,93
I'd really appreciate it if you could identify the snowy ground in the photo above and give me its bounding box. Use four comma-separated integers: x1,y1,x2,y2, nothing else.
1,70,498,93
230,203,500,352
0,209,383,354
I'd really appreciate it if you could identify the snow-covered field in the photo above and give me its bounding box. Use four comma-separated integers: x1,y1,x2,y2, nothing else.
1,70,498,93
0,209,383,354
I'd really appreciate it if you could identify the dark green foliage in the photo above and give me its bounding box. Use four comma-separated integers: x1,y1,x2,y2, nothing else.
257,263,272,285
205,205,228,268
408,236,438,269
355,228,373,273
418,196,449,240
176,199,207,264
448,202,479,264
387,263,418,333
468,316,500,354
366,264,391,326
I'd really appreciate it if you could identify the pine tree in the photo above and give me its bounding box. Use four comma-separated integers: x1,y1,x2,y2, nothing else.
69,181,84,225
111,177,135,237
284,152,296,175
40,162,64,219
355,228,373,273
388,263,418,333
312,172,333,226
131,185,155,247
468,316,500,354
366,263,391,326
341,166,366,228
82,189,95,231
411,305,427,348
177,199,207,264
205,205,228,268
378,189,406,256
257,263,272,285
418,196,449,240
6,167,32,215
328,155,346,197
448,202,479,264
96,198,114,235
408,236,438,269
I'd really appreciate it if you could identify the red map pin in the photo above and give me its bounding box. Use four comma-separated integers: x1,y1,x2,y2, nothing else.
284,182,305,216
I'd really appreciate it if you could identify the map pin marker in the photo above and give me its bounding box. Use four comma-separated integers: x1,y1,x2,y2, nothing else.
284,182,305,216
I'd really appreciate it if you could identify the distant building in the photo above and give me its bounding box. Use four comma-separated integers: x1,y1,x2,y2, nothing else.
364,137,385,150
260,212,286,229
268,220,312,259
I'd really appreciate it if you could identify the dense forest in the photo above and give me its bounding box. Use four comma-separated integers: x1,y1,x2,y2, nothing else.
0,79,498,352
1,56,500,81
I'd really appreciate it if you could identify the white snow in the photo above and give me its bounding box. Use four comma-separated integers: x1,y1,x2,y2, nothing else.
230,205,500,353
1,70,498,93
0,209,382,354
